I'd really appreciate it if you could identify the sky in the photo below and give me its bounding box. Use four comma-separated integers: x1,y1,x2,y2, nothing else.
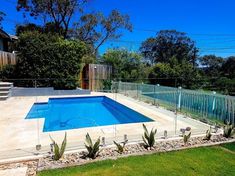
1,0,235,57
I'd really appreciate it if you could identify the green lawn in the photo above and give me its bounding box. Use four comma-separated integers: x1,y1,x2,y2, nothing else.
221,142,235,152
38,143,235,176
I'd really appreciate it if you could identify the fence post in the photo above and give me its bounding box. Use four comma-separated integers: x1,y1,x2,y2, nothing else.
178,87,182,110
212,91,216,111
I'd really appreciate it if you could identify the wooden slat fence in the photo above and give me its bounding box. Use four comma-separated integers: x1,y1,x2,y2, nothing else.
0,51,17,68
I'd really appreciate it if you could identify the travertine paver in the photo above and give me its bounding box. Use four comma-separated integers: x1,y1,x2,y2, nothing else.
0,92,209,160
0,167,27,176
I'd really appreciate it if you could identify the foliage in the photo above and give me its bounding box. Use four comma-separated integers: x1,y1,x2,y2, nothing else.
142,124,157,149
49,132,67,161
148,57,201,88
74,10,132,53
199,55,224,77
12,31,87,89
73,13,102,45
0,65,16,79
223,123,234,138
183,132,191,145
214,77,235,95
17,0,86,37
140,30,198,65
204,127,212,140
38,144,235,176
221,57,235,79
16,22,64,36
102,49,148,81
84,133,101,159
113,140,128,154
103,80,112,91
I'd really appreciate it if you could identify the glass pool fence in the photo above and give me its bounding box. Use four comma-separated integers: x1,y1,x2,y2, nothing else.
112,81,235,126
0,78,233,160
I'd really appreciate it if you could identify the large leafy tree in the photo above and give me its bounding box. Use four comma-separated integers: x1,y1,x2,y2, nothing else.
13,31,87,89
73,10,132,54
148,56,201,88
17,0,86,37
16,22,64,36
102,49,147,81
140,30,198,66
199,55,224,77
221,56,235,78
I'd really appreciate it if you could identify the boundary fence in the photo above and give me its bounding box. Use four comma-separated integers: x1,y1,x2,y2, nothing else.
0,51,16,68
113,81,235,125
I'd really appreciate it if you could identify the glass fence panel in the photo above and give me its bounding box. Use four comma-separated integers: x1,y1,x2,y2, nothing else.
114,81,235,125
0,78,233,161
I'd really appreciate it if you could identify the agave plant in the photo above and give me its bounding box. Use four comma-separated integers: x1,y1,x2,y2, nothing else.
223,123,234,138
183,132,191,145
204,127,212,140
113,140,128,154
84,133,101,159
49,132,67,161
142,124,157,149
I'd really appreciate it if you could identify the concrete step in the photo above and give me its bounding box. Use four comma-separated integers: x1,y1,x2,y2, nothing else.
0,82,12,100
0,96,8,100
0,82,13,87
0,87,11,90
0,91,9,95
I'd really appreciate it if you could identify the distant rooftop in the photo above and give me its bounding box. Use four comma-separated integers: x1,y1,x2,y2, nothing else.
0,29,18,41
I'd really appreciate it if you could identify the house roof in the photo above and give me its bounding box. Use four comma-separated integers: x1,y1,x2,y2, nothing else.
0,29,12,41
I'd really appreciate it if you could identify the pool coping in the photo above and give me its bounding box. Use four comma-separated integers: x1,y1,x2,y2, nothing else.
0,93,211,161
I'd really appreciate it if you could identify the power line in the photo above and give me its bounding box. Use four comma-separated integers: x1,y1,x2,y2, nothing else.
133,28,235,37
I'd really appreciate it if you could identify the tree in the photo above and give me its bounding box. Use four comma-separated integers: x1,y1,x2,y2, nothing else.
214,77,235,95
148,57,201,88
73,10,132,54
13,31,87,89
16,22,64,36
16,23,43,35
102,49,147,81
0,11,5,29
221,56,235,79
140,30,198,65
17,0,86,37
199,55,224,77
73,13,102,45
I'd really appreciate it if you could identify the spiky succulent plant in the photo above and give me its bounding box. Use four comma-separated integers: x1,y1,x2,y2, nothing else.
84,133,101,159
49,132,67,161
142,124,157,149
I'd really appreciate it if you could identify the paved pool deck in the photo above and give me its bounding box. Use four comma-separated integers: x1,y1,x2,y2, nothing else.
0,92,209,161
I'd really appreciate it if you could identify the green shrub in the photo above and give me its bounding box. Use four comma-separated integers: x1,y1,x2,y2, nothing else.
113,140,128,154
12,31,87,89
84,133,101,159
49,132,67,161
223,124,234,138
142,124,157,149
0,65,16,79
204,127,212,140
183,132,191,145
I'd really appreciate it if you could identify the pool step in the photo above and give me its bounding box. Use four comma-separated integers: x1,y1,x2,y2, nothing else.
0,82,13,100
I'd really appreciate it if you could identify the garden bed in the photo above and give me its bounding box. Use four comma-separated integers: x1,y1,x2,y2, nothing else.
0,134,234,176
38,134,233,171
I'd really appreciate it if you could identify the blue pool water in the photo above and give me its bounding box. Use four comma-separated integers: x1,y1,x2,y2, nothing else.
26,96,153,132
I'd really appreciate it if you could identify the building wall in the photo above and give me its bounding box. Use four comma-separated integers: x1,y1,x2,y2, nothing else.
0,38,9,52
0,38,3,51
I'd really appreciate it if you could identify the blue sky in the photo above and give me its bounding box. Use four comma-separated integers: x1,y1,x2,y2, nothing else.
1,0,235,57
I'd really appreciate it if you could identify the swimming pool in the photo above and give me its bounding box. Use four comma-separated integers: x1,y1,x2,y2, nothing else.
26,96,153,132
